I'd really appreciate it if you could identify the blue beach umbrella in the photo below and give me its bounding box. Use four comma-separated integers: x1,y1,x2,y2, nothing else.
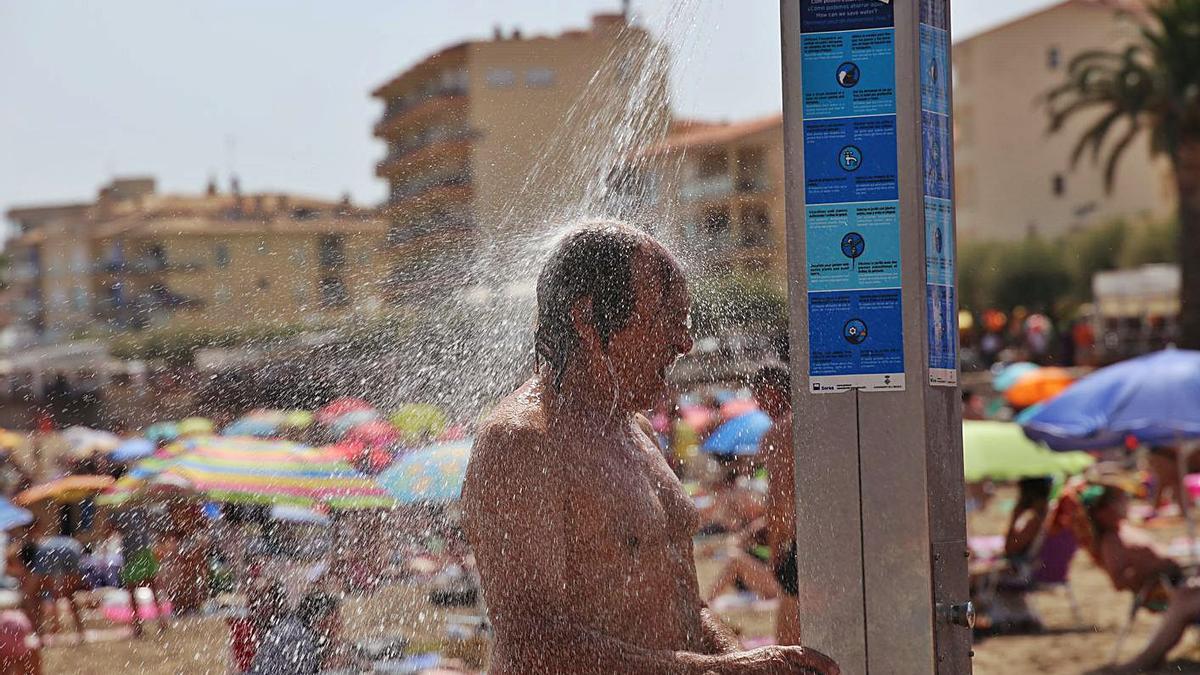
0,497,33,530
993,362,1039,392
111,438,156,462
1023,349,1200,451
377,440,472,504
222,417,282,438
702,410,774,456
145,422,179,444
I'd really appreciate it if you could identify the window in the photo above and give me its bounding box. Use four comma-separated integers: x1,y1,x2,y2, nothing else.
525,67,556,87
318,235,346,270
1052,174,1065,196
702,206,731,235
735,147,768,192
485,68,515,88
740,204,771,247
214,244,230,268
1047,46,1060,70
319,276,350,308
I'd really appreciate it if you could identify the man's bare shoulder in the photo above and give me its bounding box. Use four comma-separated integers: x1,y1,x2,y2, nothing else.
464,380,553,496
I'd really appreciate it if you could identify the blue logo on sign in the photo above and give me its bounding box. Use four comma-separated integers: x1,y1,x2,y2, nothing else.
843,318,869,345
839,145,862,172
836,62,860,88
841,232,866,259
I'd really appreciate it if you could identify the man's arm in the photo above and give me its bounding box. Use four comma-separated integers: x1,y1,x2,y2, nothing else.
462,423,796,675
700,607,741,654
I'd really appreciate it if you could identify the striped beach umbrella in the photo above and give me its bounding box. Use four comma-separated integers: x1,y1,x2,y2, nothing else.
101,437,395,509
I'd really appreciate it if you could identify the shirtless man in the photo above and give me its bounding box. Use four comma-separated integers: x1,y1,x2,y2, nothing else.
752,363,802,646
462,223,838,675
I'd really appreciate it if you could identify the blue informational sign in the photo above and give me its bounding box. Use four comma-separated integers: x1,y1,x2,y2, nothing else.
801,0,894,33
924,198,954,286
920,0,949,31
806,201,901,291
808,289,905,391
801,29,896,119
804,116,899,205
921,110,952,200
927,285,957,375
919,25,949,115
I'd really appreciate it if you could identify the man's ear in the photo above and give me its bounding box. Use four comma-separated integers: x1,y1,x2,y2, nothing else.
570,296,597,350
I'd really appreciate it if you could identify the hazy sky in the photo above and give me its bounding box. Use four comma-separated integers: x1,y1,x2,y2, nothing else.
0,0,1058,222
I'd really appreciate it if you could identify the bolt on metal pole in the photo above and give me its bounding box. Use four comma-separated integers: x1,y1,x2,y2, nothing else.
781,1,972,672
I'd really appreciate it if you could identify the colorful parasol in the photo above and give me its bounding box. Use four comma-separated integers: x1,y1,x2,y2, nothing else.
377,439,472,504
178,417,216,437
222,417,282,438
15,474,115,506
0,497,33,530
993,362,1040,392
344,420,401,449
719,398,759,421
327,410,382,437
63,426,121,456
702,410,773,456
0,430,25,450
1005,367,1075,409
389,403,448,443
963,420,1094,483
110,437,156,462
144,422,180,444
316,397,376,424
102,437,394,509
283,410,315,429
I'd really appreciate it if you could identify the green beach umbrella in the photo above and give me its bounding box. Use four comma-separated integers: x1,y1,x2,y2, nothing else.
963,420,1094,483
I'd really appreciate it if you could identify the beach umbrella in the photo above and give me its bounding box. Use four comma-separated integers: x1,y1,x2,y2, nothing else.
15,474,114,506
110,437,156,462
106,437,394,509
0,497,33,530
0,430,25,450
389,403,448,443
327,410,382,437
344,420,402,448
144,422,179,444
993,362,1040,392
63,426,120,456
963,420,1094,483
222,417,281,438
719,398,759,421
1023,349,1200,451
1005,367,1075,409
283,410,314,429
316,397,375,424
702,410,773,456
677,404,715,431
377,439,472,504
178,417,215,437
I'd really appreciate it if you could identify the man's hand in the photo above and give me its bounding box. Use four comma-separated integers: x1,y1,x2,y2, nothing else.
702,645,840,675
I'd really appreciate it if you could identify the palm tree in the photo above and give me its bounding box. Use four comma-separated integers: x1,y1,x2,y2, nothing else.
1047,0,1200,348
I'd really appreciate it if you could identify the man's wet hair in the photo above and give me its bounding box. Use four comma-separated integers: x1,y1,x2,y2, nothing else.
535,221,681,389
751,362,791,397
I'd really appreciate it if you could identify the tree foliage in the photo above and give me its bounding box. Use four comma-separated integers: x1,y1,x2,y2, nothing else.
1046,0,1200,346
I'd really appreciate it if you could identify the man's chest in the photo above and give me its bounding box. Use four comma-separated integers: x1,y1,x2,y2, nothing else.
563,449,698,550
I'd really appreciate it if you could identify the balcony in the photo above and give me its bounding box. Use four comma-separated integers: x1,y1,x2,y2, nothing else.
387,171,473,207
386,215,475,246
375,88,468,137
681,174,734,202
376,127,478,177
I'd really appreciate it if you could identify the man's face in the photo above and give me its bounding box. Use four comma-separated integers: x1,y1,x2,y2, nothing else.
600,247,693,411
